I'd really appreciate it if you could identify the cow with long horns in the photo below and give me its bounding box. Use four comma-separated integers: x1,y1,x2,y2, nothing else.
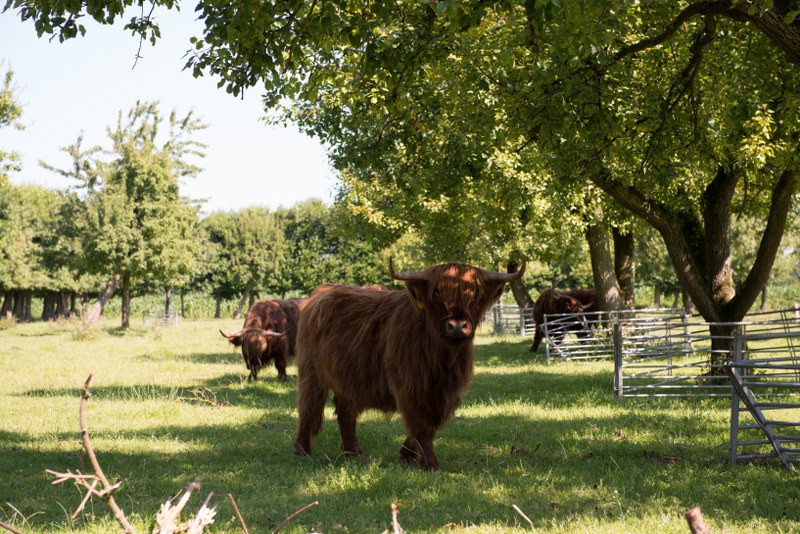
220,298,304,381
293,259,525,470
529,288,598,352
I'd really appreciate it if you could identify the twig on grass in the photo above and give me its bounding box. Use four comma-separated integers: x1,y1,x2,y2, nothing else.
154,481,202,533
512,504,534,529
685,506,711,534
391,502,403,534
0,520,24,534
46,374,138,534
274,501,319,533
217,493,249,534
47,375,246,533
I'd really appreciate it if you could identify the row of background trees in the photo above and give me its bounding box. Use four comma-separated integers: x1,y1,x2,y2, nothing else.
3,0,800,332
2,88,800,329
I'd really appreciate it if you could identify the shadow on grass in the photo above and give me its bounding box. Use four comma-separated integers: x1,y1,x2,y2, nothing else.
3,401,794,533
5,338,799,532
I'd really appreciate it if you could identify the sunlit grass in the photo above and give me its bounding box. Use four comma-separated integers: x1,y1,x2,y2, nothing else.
1,319,798,533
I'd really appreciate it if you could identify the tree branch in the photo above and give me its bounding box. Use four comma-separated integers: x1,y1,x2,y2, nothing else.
731,169,799,318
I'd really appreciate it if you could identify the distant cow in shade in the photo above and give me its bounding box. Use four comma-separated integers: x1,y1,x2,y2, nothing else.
220,298,304,381
529,288,598,352
293,259,525,470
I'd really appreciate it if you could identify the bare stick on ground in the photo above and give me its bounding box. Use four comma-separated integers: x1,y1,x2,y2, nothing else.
47,374,137,533
274,501,319,533
512,504,534,529
685,506,711,534
0,520,24,534
391,503,403,534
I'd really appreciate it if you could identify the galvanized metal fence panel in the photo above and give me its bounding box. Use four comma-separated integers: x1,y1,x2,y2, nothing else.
726,329,800,470
616,308,800,398
143,309,179,328
491,304,535,336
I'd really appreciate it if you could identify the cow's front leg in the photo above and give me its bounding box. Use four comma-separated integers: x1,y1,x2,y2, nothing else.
274,353,288,381
334,395,363,455
399,417,440,471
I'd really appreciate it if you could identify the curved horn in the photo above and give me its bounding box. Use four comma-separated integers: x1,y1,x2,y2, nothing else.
484,260,526,282
388,257,428,282
219,328,242,340
261,329,286,338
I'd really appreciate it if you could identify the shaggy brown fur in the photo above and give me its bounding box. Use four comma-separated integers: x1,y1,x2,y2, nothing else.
220,298,305,381
529,288,598,352
293,262,524,470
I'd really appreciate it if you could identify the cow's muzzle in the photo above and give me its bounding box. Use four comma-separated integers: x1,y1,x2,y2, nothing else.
444,318,474,339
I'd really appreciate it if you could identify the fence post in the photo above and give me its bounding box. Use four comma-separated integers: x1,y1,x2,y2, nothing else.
613,321,623,400
728,330,745,466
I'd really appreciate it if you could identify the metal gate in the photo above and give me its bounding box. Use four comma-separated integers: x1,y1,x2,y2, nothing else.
725,330,800,470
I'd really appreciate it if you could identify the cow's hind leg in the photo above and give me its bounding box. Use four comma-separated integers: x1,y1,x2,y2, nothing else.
293,371,327,456
333,395,363,455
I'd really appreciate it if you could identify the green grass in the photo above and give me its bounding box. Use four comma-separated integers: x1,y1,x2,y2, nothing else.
1,320,798,533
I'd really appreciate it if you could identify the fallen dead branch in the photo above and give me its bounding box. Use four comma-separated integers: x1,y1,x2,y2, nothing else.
685,506,711,534
45,375,252,534
512,504,534,529
274,501,319,533
0,520,24,534
46,374,138,533
390,502,402,534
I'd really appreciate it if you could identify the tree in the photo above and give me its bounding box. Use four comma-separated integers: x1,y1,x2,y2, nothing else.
181,1,799,364
278,199,388,295
8,2,800,359
0,64,24,318
46,101,206,328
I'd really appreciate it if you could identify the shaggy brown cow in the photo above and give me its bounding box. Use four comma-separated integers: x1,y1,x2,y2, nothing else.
529,288,598,352
220,298,304,381
293,260,525,470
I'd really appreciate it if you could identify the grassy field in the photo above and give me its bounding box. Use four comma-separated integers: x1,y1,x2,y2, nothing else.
1,318,798,533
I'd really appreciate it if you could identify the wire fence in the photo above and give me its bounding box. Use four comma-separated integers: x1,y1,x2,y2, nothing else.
143,308,180,328
490,303,800,469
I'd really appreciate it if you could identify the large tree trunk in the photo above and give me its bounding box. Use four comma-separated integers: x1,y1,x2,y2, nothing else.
42,292,56,321
214,293,222,319
1,291,12,320
164,286,172,317
13,291,32,322
69,292,78,318
654,285,663,308
84,273,122,326
507,260,533,309
56,291,70,319
585,207,622,312
591,166,798,368
612,227,636,309
121,271,131,329
233,289,250,320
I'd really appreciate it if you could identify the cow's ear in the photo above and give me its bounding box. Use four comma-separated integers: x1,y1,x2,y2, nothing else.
485,281,505,306
404,280,429,309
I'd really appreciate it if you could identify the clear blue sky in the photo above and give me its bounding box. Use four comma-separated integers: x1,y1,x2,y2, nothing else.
0,7,336,214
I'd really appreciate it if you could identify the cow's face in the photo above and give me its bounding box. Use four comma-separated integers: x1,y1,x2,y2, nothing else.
559,296,584,314
392,261,525,342
221,328,286,367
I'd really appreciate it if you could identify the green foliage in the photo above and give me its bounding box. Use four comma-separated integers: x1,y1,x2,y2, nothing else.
0,184,63,291
0,64,23,178
201,206,288,299
2,321,799,532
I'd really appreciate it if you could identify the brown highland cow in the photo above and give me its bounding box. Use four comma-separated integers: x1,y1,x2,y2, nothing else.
293,259,525,470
